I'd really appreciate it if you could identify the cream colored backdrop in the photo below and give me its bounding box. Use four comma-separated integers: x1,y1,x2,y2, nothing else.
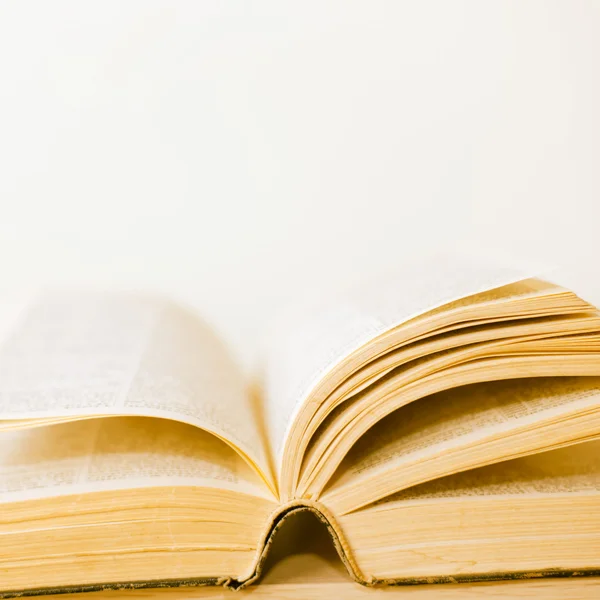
0,1,599,366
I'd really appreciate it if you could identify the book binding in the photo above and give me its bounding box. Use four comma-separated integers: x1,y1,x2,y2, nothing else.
3,501,600,598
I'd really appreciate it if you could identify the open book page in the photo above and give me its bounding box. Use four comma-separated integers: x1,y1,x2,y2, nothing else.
375,440,600,505
262,255,537,470
0,292,274,491
324,376,600,503
0,417,274,504
299,318,600,490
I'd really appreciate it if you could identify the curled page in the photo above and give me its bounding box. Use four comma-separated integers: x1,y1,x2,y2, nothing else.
0,291,275,493
262,254,539,474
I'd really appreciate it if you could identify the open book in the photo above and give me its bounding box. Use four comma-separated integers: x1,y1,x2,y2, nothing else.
1,256,600,595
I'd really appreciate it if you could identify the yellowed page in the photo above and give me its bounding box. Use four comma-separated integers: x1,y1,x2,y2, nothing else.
383,439,600,504
0,417,274,503
323,376,600,512
262,255,538,475
0,291,274,491
339,442,600,581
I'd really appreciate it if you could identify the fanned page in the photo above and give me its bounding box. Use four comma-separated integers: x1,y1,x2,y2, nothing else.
0,291,275,493
322,376,600,513
378,438,600,504
262,255,539,482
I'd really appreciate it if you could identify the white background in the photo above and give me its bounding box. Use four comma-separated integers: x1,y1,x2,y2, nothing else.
0,1,599,367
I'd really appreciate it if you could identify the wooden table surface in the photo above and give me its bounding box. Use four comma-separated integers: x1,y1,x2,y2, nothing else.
53,512,599,600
